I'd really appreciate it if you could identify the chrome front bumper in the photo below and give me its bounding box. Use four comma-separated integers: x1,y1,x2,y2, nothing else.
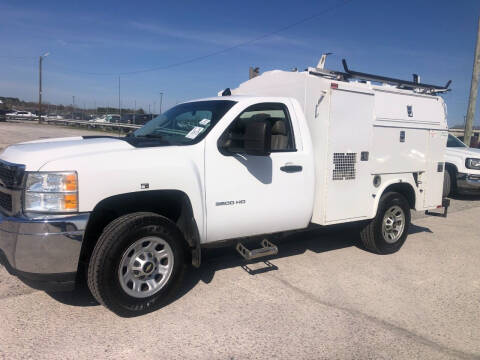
457,173,480,191
0,212,89,291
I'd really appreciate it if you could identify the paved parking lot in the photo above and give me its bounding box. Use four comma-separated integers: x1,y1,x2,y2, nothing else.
0,121,119,152
0,122,479,359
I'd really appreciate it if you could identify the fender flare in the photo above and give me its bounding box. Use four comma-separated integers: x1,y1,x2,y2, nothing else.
371,177,417,218
81,190,202,269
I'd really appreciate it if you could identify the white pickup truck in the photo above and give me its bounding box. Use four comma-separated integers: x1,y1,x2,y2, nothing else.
0,59,450,316
6,110,35,119
444,134,480,196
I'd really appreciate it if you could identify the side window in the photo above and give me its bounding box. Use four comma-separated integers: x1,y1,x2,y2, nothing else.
221,103,295,153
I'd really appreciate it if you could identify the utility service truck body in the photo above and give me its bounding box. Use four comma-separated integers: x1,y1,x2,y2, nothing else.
0,60,449,316
231,68,448,224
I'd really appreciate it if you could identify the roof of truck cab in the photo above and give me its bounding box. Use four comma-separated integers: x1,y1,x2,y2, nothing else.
187,95,295,103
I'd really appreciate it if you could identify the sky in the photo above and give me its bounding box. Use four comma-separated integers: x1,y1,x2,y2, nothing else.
0,0,479,126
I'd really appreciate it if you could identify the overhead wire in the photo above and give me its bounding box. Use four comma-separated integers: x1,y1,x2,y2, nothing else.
49,0,354,77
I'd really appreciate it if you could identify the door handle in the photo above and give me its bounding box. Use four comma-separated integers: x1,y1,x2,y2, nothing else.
280,164,303,173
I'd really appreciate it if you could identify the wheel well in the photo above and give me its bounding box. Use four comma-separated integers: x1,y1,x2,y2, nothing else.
445,163,458,178
79,190,198,268
381,182,416,209
445,162,458,189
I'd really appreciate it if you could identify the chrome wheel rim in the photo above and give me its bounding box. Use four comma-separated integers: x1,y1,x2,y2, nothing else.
118,236,174,298
382,205,405,244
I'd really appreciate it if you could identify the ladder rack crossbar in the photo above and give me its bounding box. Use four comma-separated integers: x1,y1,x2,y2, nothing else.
341,59,451,94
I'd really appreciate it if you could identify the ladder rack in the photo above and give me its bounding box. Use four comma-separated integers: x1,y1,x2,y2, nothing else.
340,59,451,94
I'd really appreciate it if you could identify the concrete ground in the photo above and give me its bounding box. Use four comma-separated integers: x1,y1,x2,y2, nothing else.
0,122,479,360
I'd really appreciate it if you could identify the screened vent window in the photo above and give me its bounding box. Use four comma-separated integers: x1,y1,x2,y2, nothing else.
333,153,356,180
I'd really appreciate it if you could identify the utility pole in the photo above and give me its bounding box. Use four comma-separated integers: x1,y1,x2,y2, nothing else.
134,100,136,124
118,76,121,121
38,56,42,123
465,17,480,146
72,95,75,120
149,104,151,120
38,52,49,123
159,92,164,114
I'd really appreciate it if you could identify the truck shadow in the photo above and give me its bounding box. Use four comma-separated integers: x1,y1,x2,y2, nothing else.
46,222,433,310
176,222,433,299
47,281,99,307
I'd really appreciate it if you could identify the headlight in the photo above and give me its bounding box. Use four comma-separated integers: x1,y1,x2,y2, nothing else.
24,172,78,213
466,158,480,170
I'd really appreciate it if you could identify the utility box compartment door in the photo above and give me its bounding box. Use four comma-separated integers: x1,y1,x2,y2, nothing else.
325,89,374,223
423,130,448,208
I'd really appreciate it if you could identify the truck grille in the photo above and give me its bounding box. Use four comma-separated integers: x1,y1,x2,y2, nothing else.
0,191,12,212
0,166,14,187
0,160,25,188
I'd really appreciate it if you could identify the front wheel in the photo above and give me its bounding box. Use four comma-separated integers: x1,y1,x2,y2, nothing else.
360,192,411,254
87,212,186,317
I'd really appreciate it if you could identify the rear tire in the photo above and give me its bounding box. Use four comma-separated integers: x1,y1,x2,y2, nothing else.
87,212,186,317
360,192,410,254
443,169,452,197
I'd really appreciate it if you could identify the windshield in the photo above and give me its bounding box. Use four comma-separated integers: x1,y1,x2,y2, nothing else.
132,100,236,145
447,134,467,148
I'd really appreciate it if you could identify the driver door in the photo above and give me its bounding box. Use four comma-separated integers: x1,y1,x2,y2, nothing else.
204,101,312,242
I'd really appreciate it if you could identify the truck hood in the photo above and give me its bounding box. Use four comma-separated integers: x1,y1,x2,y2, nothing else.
446,147,480,158
0,136,134,171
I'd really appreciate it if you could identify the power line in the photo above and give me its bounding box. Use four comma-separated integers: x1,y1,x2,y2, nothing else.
0,56,36,60
50,0,354,77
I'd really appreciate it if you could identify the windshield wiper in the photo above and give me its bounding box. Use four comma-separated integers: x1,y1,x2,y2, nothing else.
136,133,165,139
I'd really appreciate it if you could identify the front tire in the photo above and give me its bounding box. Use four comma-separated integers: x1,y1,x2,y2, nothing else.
360,192,411,254
87,212,186,317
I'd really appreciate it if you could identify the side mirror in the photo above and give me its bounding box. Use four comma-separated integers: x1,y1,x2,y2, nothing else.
243,120,272,156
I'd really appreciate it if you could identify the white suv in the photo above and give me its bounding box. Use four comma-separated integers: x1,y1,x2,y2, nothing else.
444,134,480,196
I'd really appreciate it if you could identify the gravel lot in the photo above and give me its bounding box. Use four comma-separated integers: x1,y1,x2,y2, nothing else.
0,121,119,152
0,122,479,360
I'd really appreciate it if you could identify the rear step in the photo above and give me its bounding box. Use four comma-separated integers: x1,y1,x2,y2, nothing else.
425,198,450,218
236,239,278,260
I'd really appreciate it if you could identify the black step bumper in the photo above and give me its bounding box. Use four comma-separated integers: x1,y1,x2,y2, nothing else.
424,198,450,218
